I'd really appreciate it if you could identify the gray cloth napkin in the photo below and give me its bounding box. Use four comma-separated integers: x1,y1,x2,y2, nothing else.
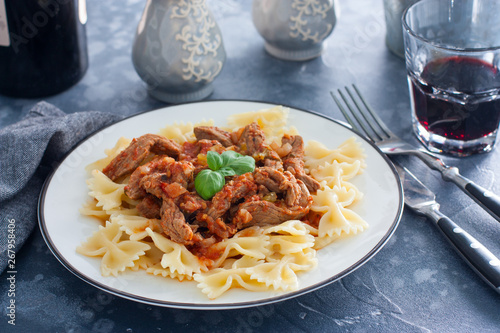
0,102,122,273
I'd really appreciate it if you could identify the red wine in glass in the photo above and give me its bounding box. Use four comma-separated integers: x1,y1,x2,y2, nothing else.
409,56,500,150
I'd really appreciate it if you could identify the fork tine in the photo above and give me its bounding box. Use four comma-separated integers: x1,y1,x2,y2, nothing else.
336,89,378,142
329,91,361,132
344,86,384,141
351,84,392,139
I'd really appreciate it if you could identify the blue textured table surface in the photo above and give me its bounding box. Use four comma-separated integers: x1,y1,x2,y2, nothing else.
1,0,499,332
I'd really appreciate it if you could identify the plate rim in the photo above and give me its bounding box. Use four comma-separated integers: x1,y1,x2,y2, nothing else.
37,99,404,310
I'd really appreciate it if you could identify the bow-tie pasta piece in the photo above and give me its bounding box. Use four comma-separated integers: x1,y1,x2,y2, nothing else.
129,241,163,271
319,181,358,208
86,170,127,211
304,137,367,172
263,219,309,236
264,220,316,255
146,263,193,282
76,220,150,276
226,106,298,143
146,228,208,277
246,257,299,291
313,233,341,250
80,199,111,220
284,247,318,272
311,187,368,238
267,234,315,255
113,214,162,241
210,234,271,268
194,267,271,299
158,120,214,144
311,160,364,202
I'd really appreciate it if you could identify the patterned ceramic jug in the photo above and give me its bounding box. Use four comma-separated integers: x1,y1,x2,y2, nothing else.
252,0,337,61
132,0,226,103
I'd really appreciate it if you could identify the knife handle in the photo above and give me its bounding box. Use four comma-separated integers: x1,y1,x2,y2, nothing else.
435,214,500,292
464,182,500,223
415,150,500,223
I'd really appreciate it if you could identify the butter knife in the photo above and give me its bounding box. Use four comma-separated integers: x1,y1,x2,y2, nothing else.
395,164,500,293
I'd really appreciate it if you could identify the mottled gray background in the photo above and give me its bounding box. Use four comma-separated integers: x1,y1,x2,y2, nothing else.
0,0,499,332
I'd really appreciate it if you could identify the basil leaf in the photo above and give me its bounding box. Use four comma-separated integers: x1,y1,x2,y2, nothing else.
196,150,255,200
218,166,236,177
195,169,225,200
220,150,240,167
226,155,255,175
207,150,223,171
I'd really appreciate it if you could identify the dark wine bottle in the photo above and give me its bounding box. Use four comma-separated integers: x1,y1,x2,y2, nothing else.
0,0,88,98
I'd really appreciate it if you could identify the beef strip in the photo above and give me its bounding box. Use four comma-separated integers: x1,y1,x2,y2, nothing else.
232,208,253,228
126,156,171,199
140,169,207,217
232,200,310,229
206,217,238,239
282,134,304,158
281,134,320,192
253,167,307,207
253,167,284,193
180,139,227,178
139,173,168,199
237,122,280,163
295,178,313,207
103,134,182,181
232,168,313,230
256,184,271,198
193,126,233,147
180,139,225,160
178,192,208,214
281,171,306,207
263,158,283,170
126,156,194,199
160,182,189,199
196,173,258,239
137,172,206,245
206,173,258,221
160,198,200,245
296,172,320,193
136,195,162,219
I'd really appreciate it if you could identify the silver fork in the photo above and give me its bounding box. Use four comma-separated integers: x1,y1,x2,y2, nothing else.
331,84,500,223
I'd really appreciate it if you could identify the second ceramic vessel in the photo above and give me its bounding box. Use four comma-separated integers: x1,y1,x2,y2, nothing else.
132,0,226,103
252,0,337,61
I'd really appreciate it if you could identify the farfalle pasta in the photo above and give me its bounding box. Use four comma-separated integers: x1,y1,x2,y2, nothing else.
210,234,271,268
76,220,151,277
146,228,209,277
158,119,214,144
226,105,298,143
86,170,127,211
113,214,161,241
311,187,368,237
310,160,364,201
78,107,367,298
304,137,367,171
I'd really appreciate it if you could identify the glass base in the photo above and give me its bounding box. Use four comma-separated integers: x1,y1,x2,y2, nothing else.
413,121,498,157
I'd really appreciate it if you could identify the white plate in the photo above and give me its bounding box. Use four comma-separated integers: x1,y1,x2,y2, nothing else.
38,100,403,310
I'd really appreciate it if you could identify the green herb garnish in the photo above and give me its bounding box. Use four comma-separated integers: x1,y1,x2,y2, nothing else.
195,150,255,200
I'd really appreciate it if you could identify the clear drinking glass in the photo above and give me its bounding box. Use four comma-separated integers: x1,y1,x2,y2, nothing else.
403,0,500,156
